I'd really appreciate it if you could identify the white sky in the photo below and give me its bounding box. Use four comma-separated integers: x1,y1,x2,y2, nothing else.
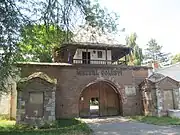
99,0,180,54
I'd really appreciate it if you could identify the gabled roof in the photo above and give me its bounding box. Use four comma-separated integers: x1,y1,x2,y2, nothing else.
19,72,57,84
148,73,165,82
139,73,179,86
149,76,178,84
61,42,130,49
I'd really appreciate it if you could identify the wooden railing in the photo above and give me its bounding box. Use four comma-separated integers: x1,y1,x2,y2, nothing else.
73,59,126,65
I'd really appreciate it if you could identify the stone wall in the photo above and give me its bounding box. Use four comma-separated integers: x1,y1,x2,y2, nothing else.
140,77,180,117
0,92,10,116
18,64,150,118
156,77,180,116
17,75,56,126
0,82,17,119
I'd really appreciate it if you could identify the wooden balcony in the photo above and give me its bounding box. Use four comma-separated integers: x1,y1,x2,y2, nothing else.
73,59,127,65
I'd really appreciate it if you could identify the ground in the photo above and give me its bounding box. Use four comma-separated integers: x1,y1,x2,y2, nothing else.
82,116,180,135
1,116,180,135
0,119,92,135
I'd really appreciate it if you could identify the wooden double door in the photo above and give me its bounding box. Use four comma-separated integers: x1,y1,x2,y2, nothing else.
79,81,120,117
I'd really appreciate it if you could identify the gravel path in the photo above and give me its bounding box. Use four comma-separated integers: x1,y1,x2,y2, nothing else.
82,117,180,135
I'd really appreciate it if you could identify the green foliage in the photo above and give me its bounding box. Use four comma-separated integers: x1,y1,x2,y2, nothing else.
36,0,120,35
126,33,143,65
128,116,180,126
0,0,120,92
17,24,72,62
144,39,169,63
0,0,26,92
85,1,119,34
0,119,92,135
172,53,180,64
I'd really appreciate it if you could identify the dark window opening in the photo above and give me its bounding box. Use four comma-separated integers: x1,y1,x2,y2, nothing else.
97,51,103,58
82,52,90,64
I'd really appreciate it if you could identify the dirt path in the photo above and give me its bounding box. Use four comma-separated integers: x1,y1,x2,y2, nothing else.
81,116,180,135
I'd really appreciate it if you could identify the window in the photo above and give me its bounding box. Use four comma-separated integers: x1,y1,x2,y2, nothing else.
125,86,136,96
28,92,44,117
29,92,43,104
97,51,102,58
82,52,90,64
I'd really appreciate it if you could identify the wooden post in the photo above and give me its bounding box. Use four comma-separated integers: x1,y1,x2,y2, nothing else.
125,54,127,65
86,48,88,64
68,50,72,64
105,48,108,64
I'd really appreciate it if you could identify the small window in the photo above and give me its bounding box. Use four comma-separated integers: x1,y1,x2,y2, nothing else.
29,92,43,104
97,51,102,58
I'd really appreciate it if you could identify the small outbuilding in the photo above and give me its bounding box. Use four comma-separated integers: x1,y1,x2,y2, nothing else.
139,73,180,117
16,72,57,126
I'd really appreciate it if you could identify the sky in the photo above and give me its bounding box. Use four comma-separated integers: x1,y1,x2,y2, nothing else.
99,0,180,54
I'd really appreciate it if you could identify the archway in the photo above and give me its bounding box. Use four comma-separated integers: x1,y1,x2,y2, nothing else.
79,81,122,117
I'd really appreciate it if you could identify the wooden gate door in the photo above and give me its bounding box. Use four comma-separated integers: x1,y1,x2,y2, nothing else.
79,83,99,117
79,87,90,117
79,81,120,117
99,82,120,116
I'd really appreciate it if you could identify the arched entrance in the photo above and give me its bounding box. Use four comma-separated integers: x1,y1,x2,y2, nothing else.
79,81,122,117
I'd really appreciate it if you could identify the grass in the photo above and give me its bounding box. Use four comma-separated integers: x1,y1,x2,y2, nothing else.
0,115,11,120
127,116,180,126
0,118,92,135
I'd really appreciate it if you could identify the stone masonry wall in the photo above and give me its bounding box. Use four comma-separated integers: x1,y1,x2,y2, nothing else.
155,78,179,117
17,78,56,126
0,92,10,116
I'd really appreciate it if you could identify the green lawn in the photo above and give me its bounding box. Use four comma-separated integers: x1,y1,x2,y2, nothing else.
127,116,180,126
0,119,92,135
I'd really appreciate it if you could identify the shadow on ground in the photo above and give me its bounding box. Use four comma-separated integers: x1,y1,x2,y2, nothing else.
81,116,180,135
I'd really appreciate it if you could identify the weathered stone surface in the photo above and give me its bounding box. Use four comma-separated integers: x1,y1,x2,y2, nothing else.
16,72,56,125
140,74,180,117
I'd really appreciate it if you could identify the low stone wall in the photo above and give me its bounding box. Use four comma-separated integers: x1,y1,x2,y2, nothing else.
0,93,10,116
0,86,17,120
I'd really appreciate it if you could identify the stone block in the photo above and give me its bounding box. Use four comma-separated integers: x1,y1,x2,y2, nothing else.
48,116,55,121
16,115,21,121
17,109,25,114
46,107,52,111
51,111,55,116
20,101,25,106
52,92,55,97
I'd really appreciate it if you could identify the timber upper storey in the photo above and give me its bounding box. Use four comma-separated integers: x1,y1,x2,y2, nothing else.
53,42,132,65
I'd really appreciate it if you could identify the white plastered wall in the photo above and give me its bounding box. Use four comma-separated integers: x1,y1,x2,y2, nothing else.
73,49,112,64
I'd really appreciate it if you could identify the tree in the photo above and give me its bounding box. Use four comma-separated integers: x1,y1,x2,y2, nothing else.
29,0,120,39
0,0,29,92
144,39,169,64
0,0,120,92
172,53,180,64
126,33,143,65
17,24,72,62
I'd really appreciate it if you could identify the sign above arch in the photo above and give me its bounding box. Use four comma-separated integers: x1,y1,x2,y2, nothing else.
76,68,122,76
